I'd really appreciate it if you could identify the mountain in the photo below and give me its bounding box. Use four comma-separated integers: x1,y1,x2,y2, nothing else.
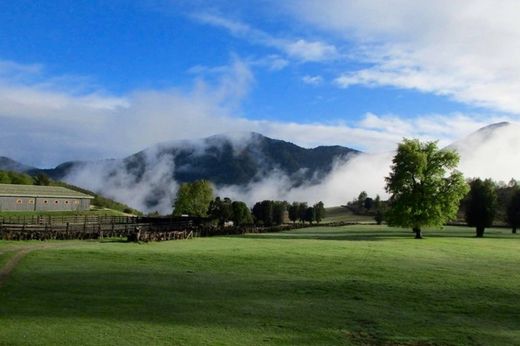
1,132,359,212
0,156,34,172
450,121,520,182
35,132,358,185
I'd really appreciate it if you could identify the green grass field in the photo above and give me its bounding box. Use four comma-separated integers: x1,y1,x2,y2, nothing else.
0,225,519,345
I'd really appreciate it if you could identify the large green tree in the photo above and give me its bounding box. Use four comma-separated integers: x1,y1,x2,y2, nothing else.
172,180,214,217
465,178,497,237
385,139,468,239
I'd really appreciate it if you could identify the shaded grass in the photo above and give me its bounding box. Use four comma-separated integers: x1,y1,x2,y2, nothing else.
322,206,373,223
0,226,519,345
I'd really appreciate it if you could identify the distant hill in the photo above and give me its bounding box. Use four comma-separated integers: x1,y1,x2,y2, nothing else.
0,156,34,173
449,121,520,182
0,132,359,212
41,132,359,185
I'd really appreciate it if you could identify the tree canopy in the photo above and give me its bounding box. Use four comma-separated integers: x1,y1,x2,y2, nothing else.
465,178,497,237
172,180,214,217
506,189,520,234
385,139,468,238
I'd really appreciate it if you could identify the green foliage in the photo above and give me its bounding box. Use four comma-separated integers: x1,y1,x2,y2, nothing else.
385,139,468,238
374,210,384,225
288,202,299,223
272,201,287,225
465,178,497,237
252,200,274,226
0,170,33,185
231,201,253,226
305,206,316,224
33,173,51,186
297,202,308,223
173,180,214,217
208,197,233,225
506,189,520,233
252,200,287,226
313,201,325,223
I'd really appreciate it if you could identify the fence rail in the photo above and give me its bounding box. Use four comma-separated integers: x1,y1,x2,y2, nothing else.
0,215,138,225
0,220,196,241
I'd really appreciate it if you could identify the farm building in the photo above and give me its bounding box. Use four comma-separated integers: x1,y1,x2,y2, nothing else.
0,184,94,212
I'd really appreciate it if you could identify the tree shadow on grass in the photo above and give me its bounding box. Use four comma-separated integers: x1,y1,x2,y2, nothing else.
0,267,518,345
240,227,518,241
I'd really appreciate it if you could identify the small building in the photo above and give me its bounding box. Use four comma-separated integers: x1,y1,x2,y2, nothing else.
0,184,94,212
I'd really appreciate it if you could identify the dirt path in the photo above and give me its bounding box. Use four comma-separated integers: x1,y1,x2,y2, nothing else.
0,243,77,288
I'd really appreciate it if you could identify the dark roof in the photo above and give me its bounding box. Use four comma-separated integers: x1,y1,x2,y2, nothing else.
0,184,94,199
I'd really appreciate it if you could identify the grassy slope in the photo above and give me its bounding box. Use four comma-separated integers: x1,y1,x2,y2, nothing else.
0,226,519,345
322,206,373,223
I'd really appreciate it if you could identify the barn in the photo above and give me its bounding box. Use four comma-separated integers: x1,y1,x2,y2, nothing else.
0,184,94,212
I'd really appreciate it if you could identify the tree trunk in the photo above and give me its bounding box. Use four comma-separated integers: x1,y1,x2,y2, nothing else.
513,227,517,234
413,227,422,239
476,226,485,238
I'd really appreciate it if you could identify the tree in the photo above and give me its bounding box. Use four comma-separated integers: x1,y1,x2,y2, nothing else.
374,210,384,225
252,200,273,226
288,202,299,224
506,189,520,234
172,180,214,217
364,197,374,210
314,201,325,223
297,202,308,223
208,197,233,225
385,139,468,239
231,201,253,226
272,201,287,225
305,207,316,224
374,195,381,210
33,173,51,186
465,178,497,237
357,191,368,211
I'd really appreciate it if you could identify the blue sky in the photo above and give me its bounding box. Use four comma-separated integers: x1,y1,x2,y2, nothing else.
0,0,518,166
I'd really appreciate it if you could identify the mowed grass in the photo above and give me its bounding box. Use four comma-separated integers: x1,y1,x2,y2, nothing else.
0,226,519,345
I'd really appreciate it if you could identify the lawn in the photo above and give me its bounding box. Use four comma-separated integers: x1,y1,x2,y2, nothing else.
0,225,519,345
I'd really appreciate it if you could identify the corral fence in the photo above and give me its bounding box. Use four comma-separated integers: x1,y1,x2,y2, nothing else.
0,215,369,242
0,216,207,242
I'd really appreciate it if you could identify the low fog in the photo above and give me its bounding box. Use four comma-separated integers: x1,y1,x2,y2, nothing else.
60,122,520,214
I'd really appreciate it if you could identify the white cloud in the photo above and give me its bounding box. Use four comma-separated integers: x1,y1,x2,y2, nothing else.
192,13,338,62
0,58,513,169
287,0,520,113
302,75,324,86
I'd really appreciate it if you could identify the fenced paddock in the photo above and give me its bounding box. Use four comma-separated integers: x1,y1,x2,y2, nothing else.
0,216,197,241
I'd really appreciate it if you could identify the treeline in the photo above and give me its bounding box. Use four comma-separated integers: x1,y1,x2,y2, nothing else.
0,170,141,215
172,180,326,227
349,178,520,237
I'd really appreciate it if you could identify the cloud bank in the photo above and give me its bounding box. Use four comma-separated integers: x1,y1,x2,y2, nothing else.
286,0,520,114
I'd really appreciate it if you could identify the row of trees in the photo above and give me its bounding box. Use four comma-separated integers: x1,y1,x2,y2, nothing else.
172,180,325,227
384,138,520,238
0,170,50,186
